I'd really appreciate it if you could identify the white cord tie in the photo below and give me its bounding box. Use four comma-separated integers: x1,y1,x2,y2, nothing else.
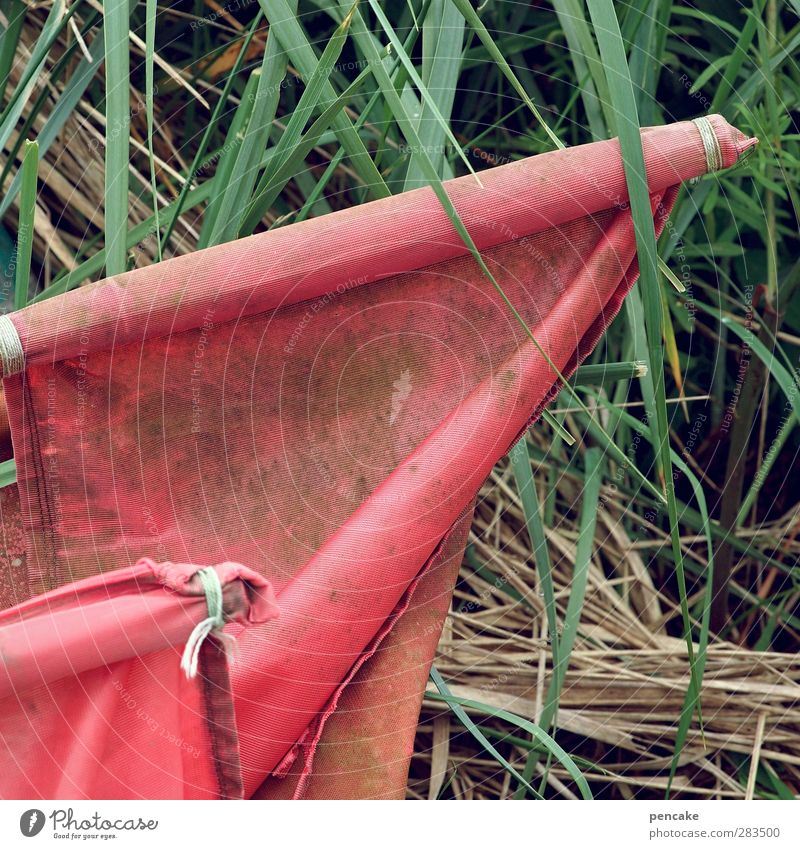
692,116,723,173
0,315,24,377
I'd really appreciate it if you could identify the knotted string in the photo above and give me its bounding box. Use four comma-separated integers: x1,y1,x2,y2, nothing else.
180,567,236,679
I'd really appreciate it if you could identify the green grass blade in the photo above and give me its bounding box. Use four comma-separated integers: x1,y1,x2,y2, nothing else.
586,0,662,466
290,3,432,225
429,665,542,799
693,302,800,526
709,0,766,113
665,464,713,797
697,293,798,409
0,25,104,218
198,67,262,248
403,0,464,188
103,0,130,276
571,360,646,386
239,59,377,235
368,1,476,180
237,4,358,235
0,0,67,155
208,24,289,243
658,256,687,293
722,20,800,111
0,0,26,107
737,415,795,525
588,0,704,756
659,182,713,265
509,436,562,797
429,667,593,799
159,12,264,253
144,0,161,261
449,0,562,148
581,388,714,797
623,288,659,430
256,0,389,199
532,447,602,773
625,0,670,126
550,0,610,138
14,139,37,310
509,438,560,661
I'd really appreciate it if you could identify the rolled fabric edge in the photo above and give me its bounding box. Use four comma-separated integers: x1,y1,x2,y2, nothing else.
0,558,278,698
5,116,756,374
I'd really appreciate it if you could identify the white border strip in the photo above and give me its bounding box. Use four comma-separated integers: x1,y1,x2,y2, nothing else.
0,799,796,846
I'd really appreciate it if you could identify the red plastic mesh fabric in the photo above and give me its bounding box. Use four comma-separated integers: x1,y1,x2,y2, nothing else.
0,115,755,798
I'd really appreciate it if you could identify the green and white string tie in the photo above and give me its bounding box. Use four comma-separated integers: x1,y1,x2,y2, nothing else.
180,567,237,679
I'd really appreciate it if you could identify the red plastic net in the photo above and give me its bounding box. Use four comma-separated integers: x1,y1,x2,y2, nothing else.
0,115,755,799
